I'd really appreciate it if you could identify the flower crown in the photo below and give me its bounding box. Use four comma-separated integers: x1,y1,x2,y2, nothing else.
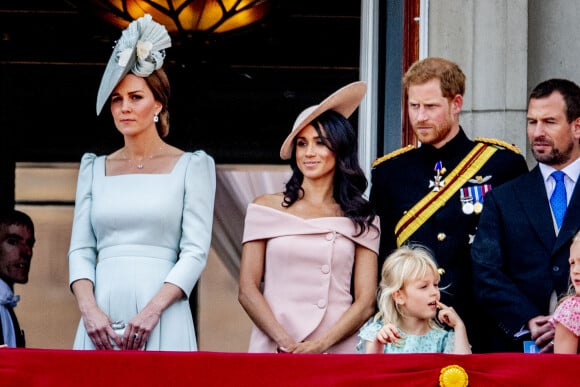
96,14,172,115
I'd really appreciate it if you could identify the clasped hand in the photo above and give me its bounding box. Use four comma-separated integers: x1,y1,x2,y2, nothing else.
277,339,326,354
82,305,160,350
529,315,554,353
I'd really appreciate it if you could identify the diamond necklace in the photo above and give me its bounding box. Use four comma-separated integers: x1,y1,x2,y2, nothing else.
124,145,164,169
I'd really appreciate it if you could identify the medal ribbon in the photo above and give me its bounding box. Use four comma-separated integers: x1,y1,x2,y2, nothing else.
395,143,498,247
472,186,481,203
473,185,492,202
460,187,472,202
461,184,491,203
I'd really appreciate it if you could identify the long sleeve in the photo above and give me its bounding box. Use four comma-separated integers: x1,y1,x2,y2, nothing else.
68,153,98,287
164,151,216,297
471,190,541,336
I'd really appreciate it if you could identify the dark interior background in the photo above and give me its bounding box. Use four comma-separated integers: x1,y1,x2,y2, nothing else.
0,1,361,164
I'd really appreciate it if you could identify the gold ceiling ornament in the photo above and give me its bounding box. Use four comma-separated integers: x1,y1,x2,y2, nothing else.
89,0,272,36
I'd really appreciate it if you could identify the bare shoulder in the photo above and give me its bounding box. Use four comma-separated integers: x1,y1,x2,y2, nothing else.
253,193,285,209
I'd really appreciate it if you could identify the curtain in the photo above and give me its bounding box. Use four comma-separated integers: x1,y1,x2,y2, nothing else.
211,164,291,279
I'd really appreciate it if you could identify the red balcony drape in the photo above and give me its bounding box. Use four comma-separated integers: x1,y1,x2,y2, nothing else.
1,349,577,386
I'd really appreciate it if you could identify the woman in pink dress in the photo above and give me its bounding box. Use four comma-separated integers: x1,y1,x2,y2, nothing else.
238,82,380,354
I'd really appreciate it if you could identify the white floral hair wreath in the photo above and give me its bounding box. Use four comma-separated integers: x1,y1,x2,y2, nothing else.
96,14,172,115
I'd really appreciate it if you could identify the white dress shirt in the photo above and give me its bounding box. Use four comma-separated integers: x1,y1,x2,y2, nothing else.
0,278,19,347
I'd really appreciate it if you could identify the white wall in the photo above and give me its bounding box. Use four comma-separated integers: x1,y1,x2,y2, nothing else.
527,0,580,163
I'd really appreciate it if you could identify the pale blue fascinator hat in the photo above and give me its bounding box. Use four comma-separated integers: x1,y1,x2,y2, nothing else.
96,14,172,115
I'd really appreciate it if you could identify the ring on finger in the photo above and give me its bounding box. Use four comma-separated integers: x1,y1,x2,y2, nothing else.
133,333,139,340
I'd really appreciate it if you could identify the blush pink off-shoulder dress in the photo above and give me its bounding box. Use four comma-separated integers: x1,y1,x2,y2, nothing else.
242,203,380,353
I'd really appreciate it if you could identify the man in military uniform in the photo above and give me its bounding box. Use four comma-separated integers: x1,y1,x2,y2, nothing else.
370,57,528,352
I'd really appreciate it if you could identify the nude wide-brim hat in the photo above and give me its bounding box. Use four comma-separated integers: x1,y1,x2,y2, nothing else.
279,81,367,160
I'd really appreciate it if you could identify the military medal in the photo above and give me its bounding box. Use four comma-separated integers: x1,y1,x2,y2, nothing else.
429,161,446,192
462,202,474,214
460,192,474,214
473,184,491,214
460,185,491,215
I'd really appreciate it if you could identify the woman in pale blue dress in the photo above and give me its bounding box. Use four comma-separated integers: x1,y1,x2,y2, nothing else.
357,244,471,354
68,15,215,351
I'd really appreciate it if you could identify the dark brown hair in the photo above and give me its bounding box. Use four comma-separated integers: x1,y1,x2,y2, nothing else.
144,68,171,137
283,110,376,236
529,78,580,124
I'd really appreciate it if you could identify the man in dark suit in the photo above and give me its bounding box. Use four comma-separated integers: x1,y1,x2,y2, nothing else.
0,210,35,348
472,78,580,353
370,57,528,353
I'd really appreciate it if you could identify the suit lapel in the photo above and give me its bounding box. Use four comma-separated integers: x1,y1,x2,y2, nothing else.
517,167,556,252
7,305,25,348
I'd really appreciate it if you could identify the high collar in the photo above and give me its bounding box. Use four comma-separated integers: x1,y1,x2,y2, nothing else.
0,278,18,307
418,127,472,160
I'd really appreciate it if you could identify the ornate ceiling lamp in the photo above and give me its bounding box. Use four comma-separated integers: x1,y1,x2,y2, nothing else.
89,0,272,37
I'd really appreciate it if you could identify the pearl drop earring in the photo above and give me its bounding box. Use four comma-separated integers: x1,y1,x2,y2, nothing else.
154,114,159,123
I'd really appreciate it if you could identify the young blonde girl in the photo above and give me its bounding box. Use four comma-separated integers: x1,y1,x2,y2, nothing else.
357,244,471,354
552,231,580,354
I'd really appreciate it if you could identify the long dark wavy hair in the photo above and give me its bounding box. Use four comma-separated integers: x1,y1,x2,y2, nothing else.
282,110,376,236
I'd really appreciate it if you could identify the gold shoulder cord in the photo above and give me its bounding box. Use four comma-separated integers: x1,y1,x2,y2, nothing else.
372,145,415,168
475,137,521,154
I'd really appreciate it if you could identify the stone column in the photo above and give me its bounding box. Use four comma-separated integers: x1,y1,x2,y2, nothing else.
427,0,529,158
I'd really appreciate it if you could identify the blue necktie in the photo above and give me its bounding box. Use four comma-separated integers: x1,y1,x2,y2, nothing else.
550,171,567,229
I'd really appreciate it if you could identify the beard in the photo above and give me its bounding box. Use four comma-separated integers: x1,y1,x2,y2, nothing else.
413,119,454,146
531,137,575,166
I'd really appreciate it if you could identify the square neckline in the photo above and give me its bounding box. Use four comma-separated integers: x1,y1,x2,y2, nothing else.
103,152,187,177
